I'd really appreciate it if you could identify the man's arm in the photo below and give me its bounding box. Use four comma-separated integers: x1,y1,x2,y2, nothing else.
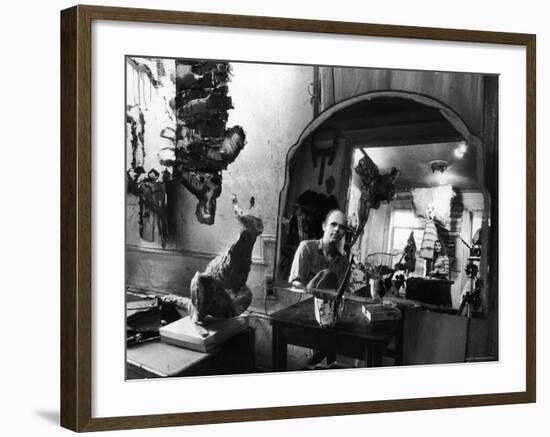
288,241,311,288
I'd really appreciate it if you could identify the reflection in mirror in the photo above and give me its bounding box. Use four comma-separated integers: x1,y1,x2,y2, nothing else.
275,95,493,318
347,143,488,311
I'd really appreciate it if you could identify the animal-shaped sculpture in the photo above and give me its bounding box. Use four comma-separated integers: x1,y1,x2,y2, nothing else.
189,197,264,323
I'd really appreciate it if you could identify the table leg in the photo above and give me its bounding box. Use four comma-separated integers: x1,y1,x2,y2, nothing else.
272,323,287,371
365,344,373,367
365,341,383,367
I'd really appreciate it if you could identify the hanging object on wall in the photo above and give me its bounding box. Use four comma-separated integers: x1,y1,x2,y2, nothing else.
351,151,400,251
126,58,247,227
125,57,177,247
126,107,170,247
311,130,338,186
126,107,169,248
136,169,170,248
166,60,247,225
372,166,401,207
325,175,336,194
126,105,146,169
411,184,456,229
176,169,222,226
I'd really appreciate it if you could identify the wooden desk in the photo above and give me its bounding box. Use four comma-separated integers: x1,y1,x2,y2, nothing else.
270,298,399,371
406,278,454,307
127,327,255,378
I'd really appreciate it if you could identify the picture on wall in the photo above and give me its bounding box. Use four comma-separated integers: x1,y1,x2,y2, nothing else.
125,55,498,379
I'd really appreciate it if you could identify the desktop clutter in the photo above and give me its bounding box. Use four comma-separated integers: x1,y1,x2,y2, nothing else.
305,255,402,328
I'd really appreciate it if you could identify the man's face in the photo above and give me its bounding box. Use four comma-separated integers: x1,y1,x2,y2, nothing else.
322,211,347,245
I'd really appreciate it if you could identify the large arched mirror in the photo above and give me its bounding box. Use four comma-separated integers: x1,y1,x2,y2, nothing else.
274,93,493,316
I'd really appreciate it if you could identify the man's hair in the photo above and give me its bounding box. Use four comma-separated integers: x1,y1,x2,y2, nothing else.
323,209,346,225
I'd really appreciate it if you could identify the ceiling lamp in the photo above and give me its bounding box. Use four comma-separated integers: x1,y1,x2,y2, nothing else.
430,159,449,185
453,141,468,159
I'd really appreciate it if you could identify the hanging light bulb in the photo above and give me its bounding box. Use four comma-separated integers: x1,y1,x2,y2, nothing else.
453,141,468,159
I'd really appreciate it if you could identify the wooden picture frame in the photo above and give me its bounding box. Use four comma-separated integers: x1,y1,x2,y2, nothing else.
60,4,536,432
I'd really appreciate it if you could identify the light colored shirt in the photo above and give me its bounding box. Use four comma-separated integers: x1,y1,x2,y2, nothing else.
432,255,450,278
288,239,348,285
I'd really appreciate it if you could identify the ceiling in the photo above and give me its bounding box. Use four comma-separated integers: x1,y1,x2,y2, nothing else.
363,142,481,191
316,96,482,192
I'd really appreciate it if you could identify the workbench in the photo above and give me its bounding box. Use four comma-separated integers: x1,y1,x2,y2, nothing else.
126,327,255,378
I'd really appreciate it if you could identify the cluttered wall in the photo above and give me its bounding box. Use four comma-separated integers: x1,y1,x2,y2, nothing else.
126,58,313,304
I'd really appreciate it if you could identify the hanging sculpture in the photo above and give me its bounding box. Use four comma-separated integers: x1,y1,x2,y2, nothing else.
311,130,338,186
351,151,400,250
171,60,246,225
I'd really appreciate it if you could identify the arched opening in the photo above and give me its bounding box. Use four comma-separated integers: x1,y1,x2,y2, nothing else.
273,91,493,316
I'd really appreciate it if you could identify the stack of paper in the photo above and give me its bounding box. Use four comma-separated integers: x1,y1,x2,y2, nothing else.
362,304,401,322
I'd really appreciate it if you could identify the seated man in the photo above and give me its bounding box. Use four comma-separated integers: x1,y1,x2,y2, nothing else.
288,209,349,289
287,209,349,368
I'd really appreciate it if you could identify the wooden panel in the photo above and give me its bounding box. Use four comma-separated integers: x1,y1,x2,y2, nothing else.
466,317,491,362
402,308,468,365
126,246,270,296
331,68,484,136
60,6,78,431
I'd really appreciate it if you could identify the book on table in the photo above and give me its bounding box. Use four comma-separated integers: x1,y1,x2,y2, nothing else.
362,304,401,322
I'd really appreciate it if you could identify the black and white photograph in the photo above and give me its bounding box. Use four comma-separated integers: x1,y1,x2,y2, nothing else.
125,56,499,378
